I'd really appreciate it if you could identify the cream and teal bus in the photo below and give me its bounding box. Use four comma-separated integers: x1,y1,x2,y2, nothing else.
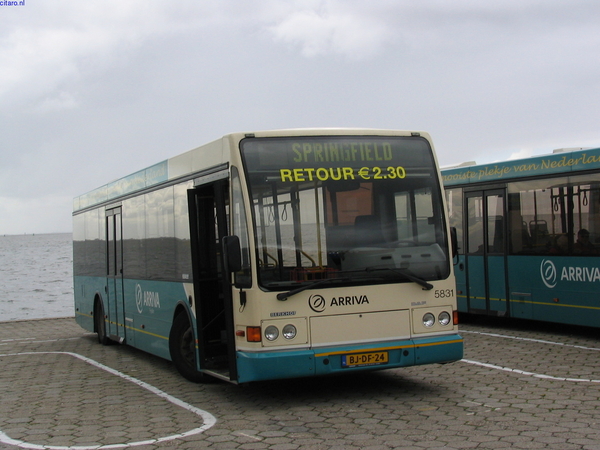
73,129,463,384
442,147,600,327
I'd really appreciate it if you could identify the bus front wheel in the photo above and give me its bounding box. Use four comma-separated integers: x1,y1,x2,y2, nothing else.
169,313,205,383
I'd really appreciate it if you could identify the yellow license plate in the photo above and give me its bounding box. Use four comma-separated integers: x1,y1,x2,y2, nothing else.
342,351,389,368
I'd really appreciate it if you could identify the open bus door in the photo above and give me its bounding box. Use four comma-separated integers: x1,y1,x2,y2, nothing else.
188,180,238,382
464,189,509,316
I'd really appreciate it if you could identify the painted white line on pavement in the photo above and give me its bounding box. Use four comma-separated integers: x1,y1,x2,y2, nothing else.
461,331,600,383
0,351,217,449
461,330,600,351
0,336,92,347
461,359,600,383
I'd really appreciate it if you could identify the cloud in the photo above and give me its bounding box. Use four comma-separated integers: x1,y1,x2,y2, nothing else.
508,148,535,161
265,4,393,59
0,1,224,110
33,91,79,113
1,0,600,234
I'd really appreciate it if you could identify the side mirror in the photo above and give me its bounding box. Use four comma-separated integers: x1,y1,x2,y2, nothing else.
223,235,242,273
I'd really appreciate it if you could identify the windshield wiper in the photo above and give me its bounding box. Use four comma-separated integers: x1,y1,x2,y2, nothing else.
276,277,350,301
365,267,434,290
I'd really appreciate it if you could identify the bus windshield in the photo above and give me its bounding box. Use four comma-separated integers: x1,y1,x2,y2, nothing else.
241,135,450,290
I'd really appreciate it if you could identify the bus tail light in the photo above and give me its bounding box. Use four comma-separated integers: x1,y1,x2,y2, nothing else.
246,326,261,342
453,310,459,325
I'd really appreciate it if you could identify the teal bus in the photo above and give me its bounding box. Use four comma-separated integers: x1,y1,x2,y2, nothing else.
442,147,600,327
73,129,463,384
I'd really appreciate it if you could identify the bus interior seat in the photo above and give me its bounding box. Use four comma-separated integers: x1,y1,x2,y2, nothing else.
529,219,548,237
529,219,551,246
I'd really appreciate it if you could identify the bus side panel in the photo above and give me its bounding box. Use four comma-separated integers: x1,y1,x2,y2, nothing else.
74,275,105,332
487,255,508,315
532,257,600,327
506,256,534,320
466,255,486,311
508,256,600,327
123,278,192,361
455,255,468,312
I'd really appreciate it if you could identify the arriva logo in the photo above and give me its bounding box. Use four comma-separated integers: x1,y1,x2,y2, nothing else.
308,293,370,313
136,284,144,313
135,284,161,313
309,294,327,313
540,259,557,288
540,259,600,288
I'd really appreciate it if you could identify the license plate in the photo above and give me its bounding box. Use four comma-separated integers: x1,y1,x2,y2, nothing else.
341,351,389,368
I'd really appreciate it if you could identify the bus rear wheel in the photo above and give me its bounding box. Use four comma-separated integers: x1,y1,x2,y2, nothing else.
169,313,206,383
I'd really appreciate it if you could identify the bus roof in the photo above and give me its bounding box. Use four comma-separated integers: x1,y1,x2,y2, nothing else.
73,128,430,213
441,146,600,187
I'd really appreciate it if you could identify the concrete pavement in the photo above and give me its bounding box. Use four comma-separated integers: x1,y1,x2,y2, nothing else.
1,316,600,449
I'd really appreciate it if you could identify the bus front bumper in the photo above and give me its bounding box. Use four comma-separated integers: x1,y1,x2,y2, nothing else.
235,334,463,383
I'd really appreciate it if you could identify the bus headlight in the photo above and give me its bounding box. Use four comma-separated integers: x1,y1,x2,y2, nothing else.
282,324,297,340
439,311,451,326
423,313,435,327
265,325,279,341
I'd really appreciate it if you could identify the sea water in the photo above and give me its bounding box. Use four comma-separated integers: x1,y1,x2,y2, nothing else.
0,233,73,322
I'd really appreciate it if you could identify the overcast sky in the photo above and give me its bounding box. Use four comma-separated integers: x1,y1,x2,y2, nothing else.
1,0,599,235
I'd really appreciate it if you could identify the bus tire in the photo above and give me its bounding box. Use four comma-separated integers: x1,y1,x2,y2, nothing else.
169,312,206,383
94,300,110,345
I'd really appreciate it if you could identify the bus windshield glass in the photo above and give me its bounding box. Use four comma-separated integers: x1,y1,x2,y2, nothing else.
241,135,450,289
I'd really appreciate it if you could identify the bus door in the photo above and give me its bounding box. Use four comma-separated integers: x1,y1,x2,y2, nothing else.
464,190,508,316
106,207,126,343
188,180,237,382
